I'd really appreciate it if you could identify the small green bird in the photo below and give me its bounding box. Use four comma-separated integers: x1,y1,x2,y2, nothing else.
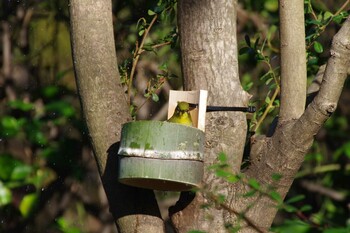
167,101,193,127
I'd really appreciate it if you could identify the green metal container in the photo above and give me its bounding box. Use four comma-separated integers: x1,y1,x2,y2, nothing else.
117,121,205,191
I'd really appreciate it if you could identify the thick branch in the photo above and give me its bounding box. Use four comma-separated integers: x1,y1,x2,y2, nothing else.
279,0,307,121
242,16,350,231
171,0,252,232
294,16,350,145
69,1,164,232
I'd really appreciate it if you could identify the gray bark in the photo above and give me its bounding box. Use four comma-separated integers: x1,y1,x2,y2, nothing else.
171,0,251,232
279,0,307,121
69,1,164,232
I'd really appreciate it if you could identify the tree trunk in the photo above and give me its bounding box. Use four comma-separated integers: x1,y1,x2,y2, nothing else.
69,1,164,232
171,0,251,232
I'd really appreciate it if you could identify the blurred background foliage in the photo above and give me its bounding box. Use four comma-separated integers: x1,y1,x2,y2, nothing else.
0,0,349,232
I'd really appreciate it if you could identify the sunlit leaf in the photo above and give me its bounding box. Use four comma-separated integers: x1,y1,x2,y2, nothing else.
148,9,156,16
313,41,323,53
19,193,38,218
264,0,278,12
0,181,12,206
152,93,159,102
11,164,33,181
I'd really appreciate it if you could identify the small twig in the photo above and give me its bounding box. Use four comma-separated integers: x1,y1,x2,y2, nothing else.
296,163,350,178
253,84,280,132
128,14,158,105
300,180,346,201
335,0,350,16
204,191,268,233
151,41,172,49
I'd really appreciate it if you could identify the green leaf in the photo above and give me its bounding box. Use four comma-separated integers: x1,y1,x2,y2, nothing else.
42,86,60,98
152,93,159,102
138,29,145,36
45,101,75,118
0,181,12,206
313,41,324,53
343,142,350,158
299,205,312,212
248,178,260,190
8,100,34,112
324,11,333,21
264,0,278,12
243,82,253,91
217,194,226,204
271,219,311,233
218,152,227,163
254,37,260,49
187,231,207,233
269,191,282,203
215,169,231,178
323,228,349,233
11,164,33,181
56,217,82,233
239,47,251,55
244,35,251,47
0,155,17,180
272,173,282,181
243,190,256,198
283,204,298,213
19,193,38,218
148,9,156,15
1,116,23,137
285,194,305,204
226,174,240,183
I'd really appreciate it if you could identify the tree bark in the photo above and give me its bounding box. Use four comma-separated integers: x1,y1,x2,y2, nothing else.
171,0,251,232
69,1,164,232
172,1,350,232
279,0,307,121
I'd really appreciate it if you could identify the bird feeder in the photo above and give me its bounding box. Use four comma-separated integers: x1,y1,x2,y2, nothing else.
117,90,208,191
